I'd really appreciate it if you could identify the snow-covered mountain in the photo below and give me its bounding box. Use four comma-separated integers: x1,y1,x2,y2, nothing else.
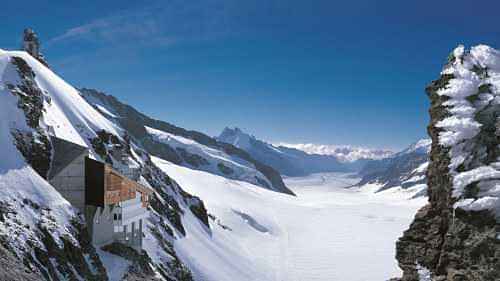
0,48,279,280
0,47,418,281
356,139,430,197
277,142,394,162
217,127,362,176
80,89,293,196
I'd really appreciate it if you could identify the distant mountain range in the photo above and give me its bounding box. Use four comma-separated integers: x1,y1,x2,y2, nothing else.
217,127,431,197
81,89,294,196
276,142,393,162
356,138,430,196
217,127,386,177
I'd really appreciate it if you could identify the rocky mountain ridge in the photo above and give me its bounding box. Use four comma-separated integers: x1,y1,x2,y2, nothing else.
217,127,366,176
357,139,430,196
0,49,212,280
396,45,500,281
80,89,294,195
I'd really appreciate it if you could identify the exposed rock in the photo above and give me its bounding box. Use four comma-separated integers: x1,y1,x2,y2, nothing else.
396,46,500,281
79,88,294,195
175,147,209,167
7,56,52,178
0,241,44,281
217,162,234,175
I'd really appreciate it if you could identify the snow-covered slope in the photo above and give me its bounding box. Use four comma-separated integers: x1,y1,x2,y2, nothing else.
356,139,430,197
0,49,108,279
0,49,209,280
218,127,359,176
80,88,294,195
152,157,425,281
145,126,278,192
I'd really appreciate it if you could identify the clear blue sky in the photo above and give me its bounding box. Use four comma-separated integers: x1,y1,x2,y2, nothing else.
3,0,500,149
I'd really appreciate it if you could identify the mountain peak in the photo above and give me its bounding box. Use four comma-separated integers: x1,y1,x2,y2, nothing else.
218,126,256,149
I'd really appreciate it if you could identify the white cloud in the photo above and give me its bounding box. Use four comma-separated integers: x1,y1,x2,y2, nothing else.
47,1,239,48
276,143,394,162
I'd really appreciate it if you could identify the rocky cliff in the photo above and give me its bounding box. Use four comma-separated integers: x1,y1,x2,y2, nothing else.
1,50,206,280
396,45,500,281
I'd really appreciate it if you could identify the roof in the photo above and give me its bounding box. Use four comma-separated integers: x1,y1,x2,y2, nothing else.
48,136,88,179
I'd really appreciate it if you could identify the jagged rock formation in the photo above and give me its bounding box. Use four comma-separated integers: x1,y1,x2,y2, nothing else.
396,45,500,281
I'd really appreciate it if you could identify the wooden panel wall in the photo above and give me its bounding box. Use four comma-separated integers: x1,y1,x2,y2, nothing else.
85,157,152,207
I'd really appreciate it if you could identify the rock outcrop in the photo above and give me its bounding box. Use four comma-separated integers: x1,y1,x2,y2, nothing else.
396,45,500,281
80,88,295,195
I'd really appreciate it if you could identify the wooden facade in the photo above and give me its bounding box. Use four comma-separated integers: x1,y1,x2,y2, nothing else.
85,157,151,208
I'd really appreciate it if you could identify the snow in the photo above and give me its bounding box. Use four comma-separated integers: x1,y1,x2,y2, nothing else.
276,143,393,162
153,157,424,281
96,249,131,281
436,45,500,217
2,51,121,147
398,139,432,155
0,51,78,254
414,162,429,174
95,104,119,118
145,126,274,189
416,263,432,281
452,166,500,197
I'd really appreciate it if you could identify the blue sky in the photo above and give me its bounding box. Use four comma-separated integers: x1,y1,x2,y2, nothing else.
3,0,500,150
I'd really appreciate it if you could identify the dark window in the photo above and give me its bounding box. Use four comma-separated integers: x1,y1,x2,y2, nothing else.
114,214,117,220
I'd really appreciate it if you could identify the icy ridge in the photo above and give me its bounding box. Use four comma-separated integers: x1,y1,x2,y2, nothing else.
437,45,500,217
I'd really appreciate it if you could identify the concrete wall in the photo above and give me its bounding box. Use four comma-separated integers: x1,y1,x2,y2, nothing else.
90,205,115,246
50,153,87,210
51,153,149,250
111,191,148,250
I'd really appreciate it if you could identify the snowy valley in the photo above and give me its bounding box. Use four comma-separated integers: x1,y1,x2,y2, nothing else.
1,26,499,281
0,41,428,281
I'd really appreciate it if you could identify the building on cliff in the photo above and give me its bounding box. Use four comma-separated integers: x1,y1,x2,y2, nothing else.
48,136,151,251
21,28,49,67
22,28,40,58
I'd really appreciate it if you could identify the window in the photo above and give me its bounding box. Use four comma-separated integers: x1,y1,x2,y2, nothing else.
114,214,117,220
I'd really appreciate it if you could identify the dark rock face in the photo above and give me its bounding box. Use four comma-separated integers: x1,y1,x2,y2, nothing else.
0,200,108,281
7,57,52,178
217,162,234,175
12,129,52,178
395,53,500,281
175,147,209,167
80,88,294,195
101,242,192,281
0,242,45,280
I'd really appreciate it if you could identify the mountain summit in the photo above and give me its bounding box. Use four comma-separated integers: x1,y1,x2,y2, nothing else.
217,127,364,176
